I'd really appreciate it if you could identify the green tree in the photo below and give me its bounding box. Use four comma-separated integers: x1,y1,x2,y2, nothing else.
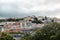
21,22,60,40
45,16,47,20
20,34,32,40
32,17,43,24
0,32,15,40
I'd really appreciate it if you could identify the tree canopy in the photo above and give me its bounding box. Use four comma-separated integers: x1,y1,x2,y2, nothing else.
32,17,43,24
20,22,60,40
0,32,15,40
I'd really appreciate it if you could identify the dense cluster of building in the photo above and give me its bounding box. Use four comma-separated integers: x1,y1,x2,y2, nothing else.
0,16,58,33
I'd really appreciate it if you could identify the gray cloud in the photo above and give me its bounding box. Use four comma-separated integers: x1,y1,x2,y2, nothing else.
0,0,60,18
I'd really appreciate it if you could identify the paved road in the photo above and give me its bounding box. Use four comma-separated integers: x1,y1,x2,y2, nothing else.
9,34,24,40
13,37,21,40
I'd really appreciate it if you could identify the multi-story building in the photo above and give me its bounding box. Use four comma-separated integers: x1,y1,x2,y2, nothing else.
0,16,55,33
0,23,4,32
0,21,33,33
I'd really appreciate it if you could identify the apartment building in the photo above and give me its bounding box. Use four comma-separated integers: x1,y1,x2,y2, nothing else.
0,16,55,33
0,20,33,32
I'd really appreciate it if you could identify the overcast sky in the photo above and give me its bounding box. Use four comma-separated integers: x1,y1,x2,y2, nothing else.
0,0,60,18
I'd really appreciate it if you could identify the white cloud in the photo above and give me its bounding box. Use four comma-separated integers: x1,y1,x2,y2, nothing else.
0,0,60,17
0,0,15,3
